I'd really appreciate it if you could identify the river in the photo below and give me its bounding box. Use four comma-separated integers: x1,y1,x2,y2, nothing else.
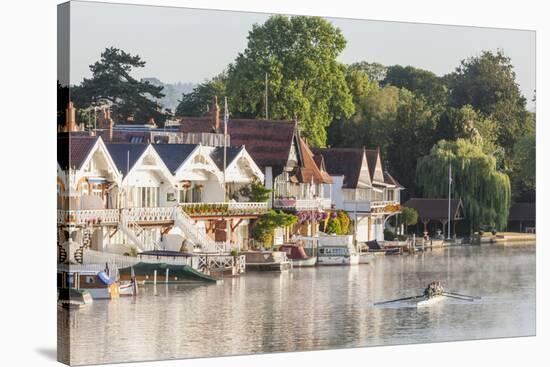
58,244,535,365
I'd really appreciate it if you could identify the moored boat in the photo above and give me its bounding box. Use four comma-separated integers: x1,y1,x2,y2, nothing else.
278,244,316,267
242,251,291,271
119,262,219,284
57,264,121,300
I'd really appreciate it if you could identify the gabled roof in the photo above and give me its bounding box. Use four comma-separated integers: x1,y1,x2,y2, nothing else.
384,171,404,189
365,149,380,181
179,117,297,169
508,202,536,222
153,144,199,174
404,198,464,221
312,148,365,188
57,134,99,170
295,137,333,184
105,143,149,177
210,146,244,170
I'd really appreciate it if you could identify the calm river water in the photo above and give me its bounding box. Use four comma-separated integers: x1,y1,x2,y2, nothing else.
59,244,535,365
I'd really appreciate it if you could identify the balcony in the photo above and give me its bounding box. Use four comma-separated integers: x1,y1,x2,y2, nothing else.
57,202,270,227
57,209,120,225
343,200,371,213
180,202,268,217
273,197,332,211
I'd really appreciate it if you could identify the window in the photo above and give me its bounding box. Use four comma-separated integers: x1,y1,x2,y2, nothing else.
137,187,160,207
85,276,95,284
80,182,89,195
91,184,103,197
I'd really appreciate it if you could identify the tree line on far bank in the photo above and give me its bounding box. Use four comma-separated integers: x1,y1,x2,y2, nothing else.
65,15,536,231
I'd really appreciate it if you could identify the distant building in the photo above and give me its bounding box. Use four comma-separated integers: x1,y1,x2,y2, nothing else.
403,198,465,237
312,147,404,242
507,202,536,233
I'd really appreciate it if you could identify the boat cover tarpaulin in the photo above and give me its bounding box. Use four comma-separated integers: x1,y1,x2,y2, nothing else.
279,245,310,260
366,240,383,250
119,262,217,283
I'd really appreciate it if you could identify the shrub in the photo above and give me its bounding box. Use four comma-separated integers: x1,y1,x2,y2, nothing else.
384,229,396,241
337,210,351,234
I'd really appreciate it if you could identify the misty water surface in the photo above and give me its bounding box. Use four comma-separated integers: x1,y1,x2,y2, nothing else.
58,244,535,365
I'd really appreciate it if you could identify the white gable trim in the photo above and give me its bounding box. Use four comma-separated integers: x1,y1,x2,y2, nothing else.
357,153,372,189
74,137,122,188
174,144,223,183
225,147,265,183
373,152,385,183
122,144,177,187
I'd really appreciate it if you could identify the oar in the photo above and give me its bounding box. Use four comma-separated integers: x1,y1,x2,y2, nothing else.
442,293,474,301
374,295,423,306
446,291,481,299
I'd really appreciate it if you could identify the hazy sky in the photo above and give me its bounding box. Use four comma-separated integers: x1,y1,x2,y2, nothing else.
68,1,536,108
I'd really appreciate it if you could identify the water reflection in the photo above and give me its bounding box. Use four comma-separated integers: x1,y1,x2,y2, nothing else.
60,245,535,365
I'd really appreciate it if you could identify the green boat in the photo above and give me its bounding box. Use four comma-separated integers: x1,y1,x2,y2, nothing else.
119,262,219,284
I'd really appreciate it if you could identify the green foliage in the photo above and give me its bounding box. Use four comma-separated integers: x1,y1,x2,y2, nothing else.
384,229,396,241
446,50,532,153
239,180,272,202
382,65,448,107
348,61,387,83
175,73,227,117
72,47,166,125
337,210,351,234
225,15,355,147
401,207,418,226
416,139,511,230
252,210,298,246
329,86,437,195
326,217,342,235
128,246,138,257
511,132,536,201
435,105,499,156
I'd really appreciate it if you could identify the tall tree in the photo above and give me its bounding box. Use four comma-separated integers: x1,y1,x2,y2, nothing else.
382,65,448,107
72,47,166,125
435,105,499,156
511,132,536,202
416,139,511,231
446,50,532,152
348,61,387,83
225,15,355,147
175,73,227,117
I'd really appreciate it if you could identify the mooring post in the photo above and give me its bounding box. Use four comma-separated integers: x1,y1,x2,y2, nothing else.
165,268,169,284
153,270,157,286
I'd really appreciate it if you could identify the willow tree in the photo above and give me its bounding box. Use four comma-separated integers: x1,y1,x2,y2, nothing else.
416,139,511,230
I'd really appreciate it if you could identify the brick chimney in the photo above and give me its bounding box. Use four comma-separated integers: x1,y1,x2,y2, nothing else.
65,102,77,132
211,96,220,132
98,107,114,142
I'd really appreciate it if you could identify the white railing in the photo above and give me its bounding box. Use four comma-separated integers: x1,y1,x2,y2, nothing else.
125,207,175,222
173,208,224,253
81,249,244,273
180,202,268,216
196,254,246,274
81,249,141,269
370,200,399,208
343,200,371,213
229,201,268,213
57,209,119,225
58,262,120,280
274,198,331,211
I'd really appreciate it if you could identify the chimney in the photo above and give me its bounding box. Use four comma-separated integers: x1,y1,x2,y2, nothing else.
211,96,220,132
98,107,114,142
65,102,77,132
